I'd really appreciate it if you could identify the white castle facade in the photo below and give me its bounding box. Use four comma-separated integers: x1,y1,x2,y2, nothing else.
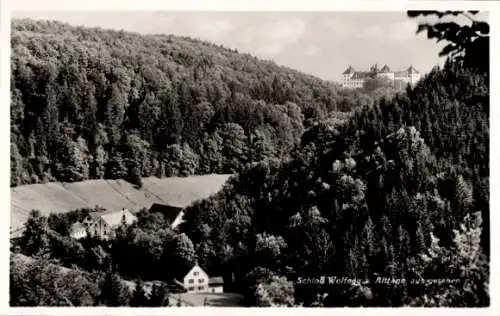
341,64,421,89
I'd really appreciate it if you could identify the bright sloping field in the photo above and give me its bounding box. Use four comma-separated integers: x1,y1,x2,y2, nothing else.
11,174,232,236
141,175,232,208
62,179,138,211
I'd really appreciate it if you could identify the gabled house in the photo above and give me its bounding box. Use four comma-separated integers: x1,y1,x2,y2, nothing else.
148,203,185,229
82,208,137,240
183,264,210,293
180,264,224,293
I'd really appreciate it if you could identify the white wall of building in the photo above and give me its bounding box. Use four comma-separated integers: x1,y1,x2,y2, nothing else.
183,265,209,293
70,229,87,239
379,72,395,81
209,286,224,293
171,211,185,229
342,66,420,89
410,73,421,85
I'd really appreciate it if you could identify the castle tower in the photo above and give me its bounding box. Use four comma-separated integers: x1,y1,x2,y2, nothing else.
342,65,355,76
379,64,394,81
380,64,391,73
407,65,420,85
341,65,356,88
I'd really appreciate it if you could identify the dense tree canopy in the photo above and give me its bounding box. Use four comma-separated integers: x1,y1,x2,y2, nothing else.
10,19,378,187
407,11,489,74
181,57,489,306
10,255,102,306
10,12,489,307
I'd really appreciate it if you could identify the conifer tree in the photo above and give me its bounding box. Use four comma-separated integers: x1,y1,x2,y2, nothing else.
99,270,130,306
130,279,148,307
21,210,51,258
149,283,170,306
409,212,488,306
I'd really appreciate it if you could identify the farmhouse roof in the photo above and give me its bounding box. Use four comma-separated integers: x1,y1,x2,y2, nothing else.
177,263,205,281
99,208,137,227
149,203,184,223
209,277,224,285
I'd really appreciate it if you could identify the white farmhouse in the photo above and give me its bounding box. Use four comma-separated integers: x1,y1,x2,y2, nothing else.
183,264,210,293
181,264,224,293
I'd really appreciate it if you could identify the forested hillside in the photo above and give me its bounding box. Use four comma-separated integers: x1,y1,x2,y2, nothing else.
181,12,490,307
11,19,367,187
10,11,489,308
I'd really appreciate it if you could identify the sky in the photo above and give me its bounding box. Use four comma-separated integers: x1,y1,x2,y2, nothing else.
10,11,483,82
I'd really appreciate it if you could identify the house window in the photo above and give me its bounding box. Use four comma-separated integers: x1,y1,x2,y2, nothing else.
188,286,195,291
193,272,199,276
198,286,204,291
188,279,194,284
198,278,204,283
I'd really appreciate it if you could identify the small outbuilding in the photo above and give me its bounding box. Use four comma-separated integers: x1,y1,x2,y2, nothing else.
208,276,224,293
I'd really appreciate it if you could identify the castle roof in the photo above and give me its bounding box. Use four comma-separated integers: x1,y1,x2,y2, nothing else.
407,65,419,74
351,71,371,80
370,63,381,72
342,65,420,82
380,64,391,73
342,66,355,74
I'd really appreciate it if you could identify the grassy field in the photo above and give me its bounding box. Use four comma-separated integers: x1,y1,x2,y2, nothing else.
11,174,232,236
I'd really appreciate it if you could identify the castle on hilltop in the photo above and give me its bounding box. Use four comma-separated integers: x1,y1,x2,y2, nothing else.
341,64,421,89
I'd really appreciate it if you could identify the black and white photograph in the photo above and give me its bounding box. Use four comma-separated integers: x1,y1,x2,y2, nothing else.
5,3,492,310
